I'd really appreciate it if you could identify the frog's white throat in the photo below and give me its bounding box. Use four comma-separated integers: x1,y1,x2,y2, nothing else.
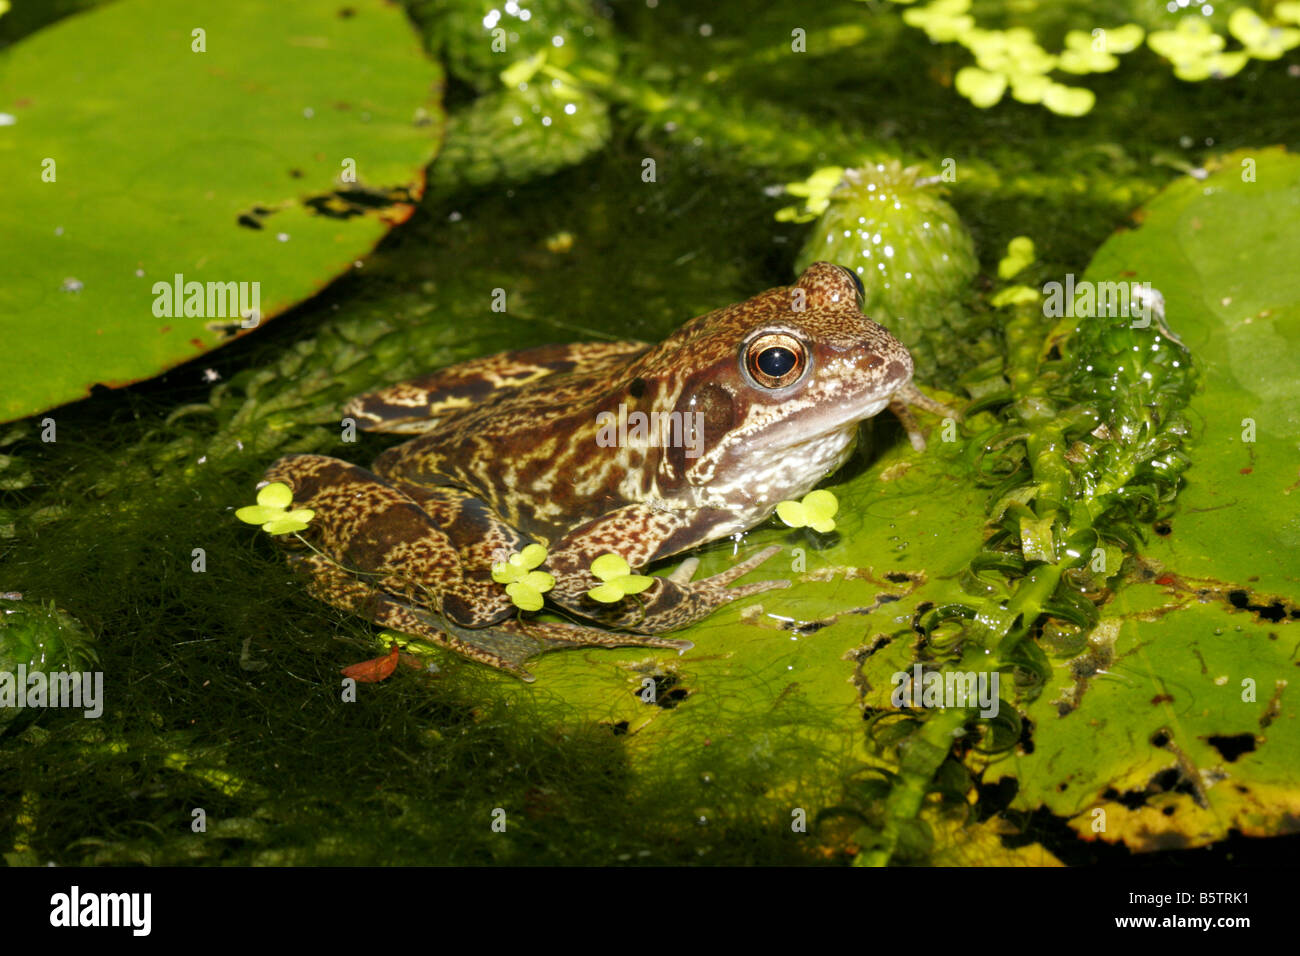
697,420,863,535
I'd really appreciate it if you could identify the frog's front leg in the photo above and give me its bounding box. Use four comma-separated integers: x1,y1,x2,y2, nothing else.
544,505,790,633
889,382,961,451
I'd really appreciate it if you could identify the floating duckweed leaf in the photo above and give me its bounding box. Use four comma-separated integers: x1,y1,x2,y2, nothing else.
902,0,974,43
586,583,627,604
236,482,314,535
591,554,631,579
1228,8,1300,59
965,26,1055,76
1041,82,1095,116
1007,72,1051,104
505,574,555,612
990,284,1040,307
1058,31,1118,74
492,545,555,609
776,489,839,533
1102,24,1146,54
954,65,1007,108
775,166,846,222
0,0,443,423
587,553,654,603
492,544,550,583
997,236,1036,279
1147,16,1239,81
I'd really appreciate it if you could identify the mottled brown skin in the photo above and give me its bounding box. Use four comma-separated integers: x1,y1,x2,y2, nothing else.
261,263,954,680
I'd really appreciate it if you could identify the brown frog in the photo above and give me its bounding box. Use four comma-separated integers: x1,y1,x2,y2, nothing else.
259,263,952,680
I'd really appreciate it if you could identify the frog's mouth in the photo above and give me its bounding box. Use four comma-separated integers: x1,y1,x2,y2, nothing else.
851,396,893,421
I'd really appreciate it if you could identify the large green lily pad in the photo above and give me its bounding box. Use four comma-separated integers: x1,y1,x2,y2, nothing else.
0,0,443,423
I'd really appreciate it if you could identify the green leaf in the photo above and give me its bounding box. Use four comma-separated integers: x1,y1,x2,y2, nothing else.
0,0,443,423
258,483,293,509
505,581,545,612
1000,147,1300,851
619,574,655,595
954,66,1006,108
775,499,808,528
234,505,278,526
585,583,626,604
590,553,631,580
516,544,549,571
520,571,555,594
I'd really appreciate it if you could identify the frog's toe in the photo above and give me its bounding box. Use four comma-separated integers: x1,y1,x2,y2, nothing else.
660,545,786,594
890,383,962,450
695,544,787,589
712,577,791,601
665,556,701,584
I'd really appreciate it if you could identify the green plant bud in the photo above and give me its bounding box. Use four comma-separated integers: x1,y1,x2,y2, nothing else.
431,83,610,190
795,161,980,382
411,0,617,91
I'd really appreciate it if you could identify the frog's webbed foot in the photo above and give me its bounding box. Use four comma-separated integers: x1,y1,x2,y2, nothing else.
571,545,790,634
889,382,961,451
289,553,689,682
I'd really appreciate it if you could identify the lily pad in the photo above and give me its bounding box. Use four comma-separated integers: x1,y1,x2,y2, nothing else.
0,0,443,423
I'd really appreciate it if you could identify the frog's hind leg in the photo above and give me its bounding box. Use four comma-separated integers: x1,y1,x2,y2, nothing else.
289,553,690,682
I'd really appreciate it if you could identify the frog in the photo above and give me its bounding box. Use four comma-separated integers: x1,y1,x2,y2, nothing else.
258,262,954,680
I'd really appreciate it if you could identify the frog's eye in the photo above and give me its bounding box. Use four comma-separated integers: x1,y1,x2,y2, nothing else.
842,267,865,304
744,332,807,389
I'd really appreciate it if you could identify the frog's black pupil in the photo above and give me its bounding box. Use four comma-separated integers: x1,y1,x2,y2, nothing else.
757,346,797,378
847,269,864,298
